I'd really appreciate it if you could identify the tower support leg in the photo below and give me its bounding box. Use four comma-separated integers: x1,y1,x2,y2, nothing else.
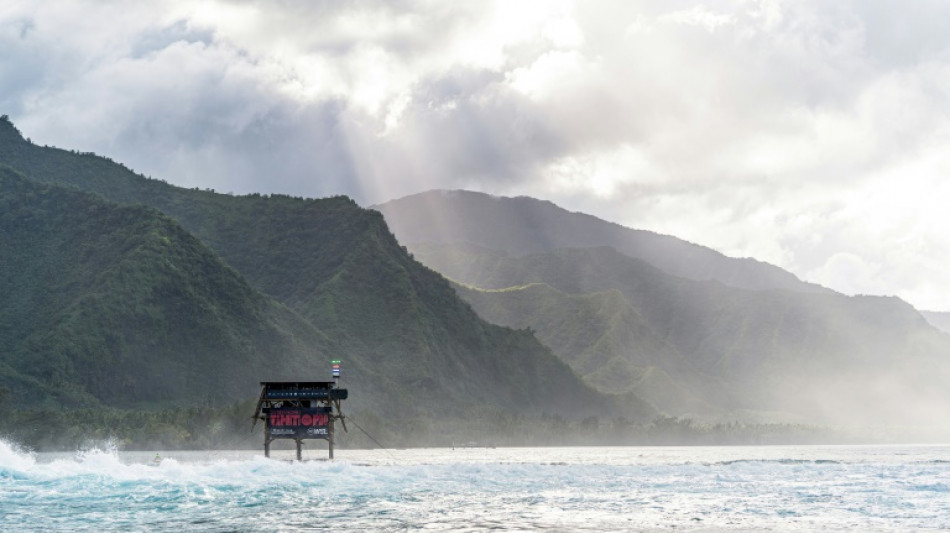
264,438,271,458
296,439,302,461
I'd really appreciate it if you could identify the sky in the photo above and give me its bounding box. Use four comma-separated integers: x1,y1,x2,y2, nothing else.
2,0,949,311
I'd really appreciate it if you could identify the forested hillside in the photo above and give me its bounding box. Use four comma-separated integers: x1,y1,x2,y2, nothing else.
452,280,702,414
0,117,642,430
0,168,332,408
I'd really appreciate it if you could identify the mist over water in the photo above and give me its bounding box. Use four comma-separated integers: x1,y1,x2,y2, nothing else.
3,440,950,531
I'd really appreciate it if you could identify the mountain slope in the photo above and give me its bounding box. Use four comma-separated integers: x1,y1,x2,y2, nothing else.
0,116,642,421
453,281,701,412
0,167,332,408
421,243,950,425
374,190,829,293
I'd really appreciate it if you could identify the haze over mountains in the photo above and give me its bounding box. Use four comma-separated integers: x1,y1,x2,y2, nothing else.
376,190,950,428
375,190,830,294
3,114,949,439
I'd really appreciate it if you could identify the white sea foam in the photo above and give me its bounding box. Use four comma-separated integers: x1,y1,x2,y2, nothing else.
2,442,949,531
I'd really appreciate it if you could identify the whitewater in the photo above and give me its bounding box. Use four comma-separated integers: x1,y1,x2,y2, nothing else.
2,441,949,531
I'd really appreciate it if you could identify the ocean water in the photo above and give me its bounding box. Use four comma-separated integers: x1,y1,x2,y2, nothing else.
2,441,949,531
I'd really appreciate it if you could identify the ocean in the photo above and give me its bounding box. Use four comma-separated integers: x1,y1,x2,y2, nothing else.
2,440,949,531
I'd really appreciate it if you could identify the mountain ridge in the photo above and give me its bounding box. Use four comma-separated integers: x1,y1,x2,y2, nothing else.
922,311,950,334
374,189,830,294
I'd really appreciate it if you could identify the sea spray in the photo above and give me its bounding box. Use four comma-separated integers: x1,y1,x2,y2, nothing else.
0,439,36,476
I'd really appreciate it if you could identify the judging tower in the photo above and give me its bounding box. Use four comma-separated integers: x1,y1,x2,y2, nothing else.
253,366,348,460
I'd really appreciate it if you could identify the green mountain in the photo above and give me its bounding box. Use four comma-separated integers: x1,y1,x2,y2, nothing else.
0,167,332,408
452,279,701,413
0,116,641,423
374,190,829,293
395,233,950,427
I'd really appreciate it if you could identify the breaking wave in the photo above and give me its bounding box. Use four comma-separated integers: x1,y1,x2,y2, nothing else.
2,440,949,531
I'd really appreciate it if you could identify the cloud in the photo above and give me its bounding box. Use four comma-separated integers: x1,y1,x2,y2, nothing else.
3,0,950,309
